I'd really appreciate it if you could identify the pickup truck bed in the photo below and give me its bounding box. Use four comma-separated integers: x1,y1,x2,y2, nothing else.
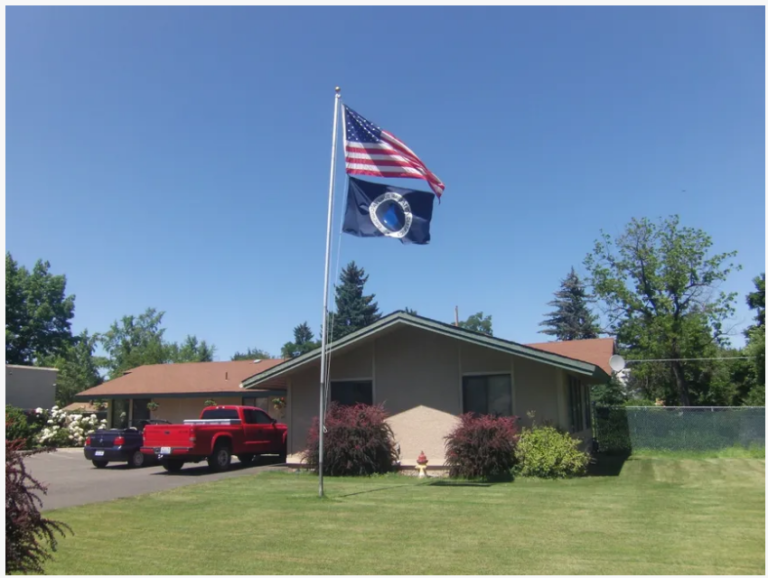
141,406,287,473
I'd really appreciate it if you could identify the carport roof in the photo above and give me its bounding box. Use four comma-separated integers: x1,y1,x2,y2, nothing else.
75,359,286,400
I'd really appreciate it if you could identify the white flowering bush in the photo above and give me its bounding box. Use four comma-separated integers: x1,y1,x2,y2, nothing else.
35,406,108,448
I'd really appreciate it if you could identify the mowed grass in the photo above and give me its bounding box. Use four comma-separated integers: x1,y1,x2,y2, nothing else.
42,457,764,575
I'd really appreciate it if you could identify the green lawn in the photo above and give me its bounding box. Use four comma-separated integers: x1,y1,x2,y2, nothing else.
43,457,764,575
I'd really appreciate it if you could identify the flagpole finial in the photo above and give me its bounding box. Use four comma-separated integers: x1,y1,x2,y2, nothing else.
335,86,341,94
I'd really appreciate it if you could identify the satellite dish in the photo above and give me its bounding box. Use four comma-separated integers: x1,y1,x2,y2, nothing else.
609,354,626,373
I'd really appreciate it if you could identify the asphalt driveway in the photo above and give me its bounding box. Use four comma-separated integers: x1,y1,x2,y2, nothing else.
26,448,285,511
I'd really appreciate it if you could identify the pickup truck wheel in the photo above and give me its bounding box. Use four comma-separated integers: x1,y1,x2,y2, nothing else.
278,449,287,464
162,460,184,473
208,443,231,472
92,460,108,469
128,451,145,468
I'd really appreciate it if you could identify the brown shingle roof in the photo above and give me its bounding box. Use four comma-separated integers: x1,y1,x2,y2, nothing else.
525,337,616,375
76,359,286,399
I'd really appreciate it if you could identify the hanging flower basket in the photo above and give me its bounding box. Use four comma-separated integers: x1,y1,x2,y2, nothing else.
146,401,160,413
272,397,286,411
203,399,217,407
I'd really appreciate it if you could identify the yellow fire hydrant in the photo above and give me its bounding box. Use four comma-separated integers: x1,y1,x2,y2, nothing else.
416,451,429,478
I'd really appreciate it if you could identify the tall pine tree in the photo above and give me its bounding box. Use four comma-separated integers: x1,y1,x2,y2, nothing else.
330,261,381,341
539,268,600,340
281,322,320,358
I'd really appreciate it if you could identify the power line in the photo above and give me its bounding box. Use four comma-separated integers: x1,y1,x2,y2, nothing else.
623,356,752,364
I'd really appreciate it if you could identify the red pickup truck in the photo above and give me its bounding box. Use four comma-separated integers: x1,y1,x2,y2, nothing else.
141,405,288,473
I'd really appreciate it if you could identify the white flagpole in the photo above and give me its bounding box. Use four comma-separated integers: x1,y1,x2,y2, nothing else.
318,86,341,498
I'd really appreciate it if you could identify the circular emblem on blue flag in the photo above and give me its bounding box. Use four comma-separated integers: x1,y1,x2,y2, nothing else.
369,192,413,238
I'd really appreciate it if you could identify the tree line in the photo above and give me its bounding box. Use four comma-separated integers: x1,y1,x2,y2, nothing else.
6,214,764,408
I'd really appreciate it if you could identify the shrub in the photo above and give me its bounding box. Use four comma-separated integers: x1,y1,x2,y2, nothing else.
36,407,107,448
303,403,399,476
514,424,589,479
6,406,34,448
6,438,72,574
444,413,519,480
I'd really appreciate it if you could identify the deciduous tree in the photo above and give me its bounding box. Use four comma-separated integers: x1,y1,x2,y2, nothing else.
584,215,739,405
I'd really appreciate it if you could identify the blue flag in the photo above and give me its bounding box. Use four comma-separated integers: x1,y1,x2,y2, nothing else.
342,177,435,245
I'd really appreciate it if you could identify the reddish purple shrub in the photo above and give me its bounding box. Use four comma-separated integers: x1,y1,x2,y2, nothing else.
6,438,72,574
445,413,519,480
303,403,399,476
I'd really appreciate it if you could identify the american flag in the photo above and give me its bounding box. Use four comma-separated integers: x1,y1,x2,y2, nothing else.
343,105,445,198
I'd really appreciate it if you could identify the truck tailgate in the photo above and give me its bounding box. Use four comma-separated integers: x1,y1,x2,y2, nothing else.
143,424,195,449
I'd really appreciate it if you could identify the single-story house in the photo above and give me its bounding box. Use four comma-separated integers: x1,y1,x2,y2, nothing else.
241,311,614,467
76,359,287,428
6,365,58,411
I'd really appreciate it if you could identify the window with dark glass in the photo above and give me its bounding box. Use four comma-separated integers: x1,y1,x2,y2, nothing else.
583,385,592,430
201,408,240,420
131,398,151,427
253,410,273,424
111,399,130,429
462,374,512,416
568,376,585,432
330,381,373,406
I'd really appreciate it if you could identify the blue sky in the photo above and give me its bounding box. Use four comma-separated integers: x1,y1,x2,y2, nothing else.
6,6,765,360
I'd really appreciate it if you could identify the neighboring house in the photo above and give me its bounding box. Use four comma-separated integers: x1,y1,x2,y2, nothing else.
241,311,614,467
6,365,58,410
76,359,286,428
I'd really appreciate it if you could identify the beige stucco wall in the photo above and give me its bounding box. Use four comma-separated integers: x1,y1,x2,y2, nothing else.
6,366,57,410
285,326,599,464
385,405,460,466
514,357,563,429
375,326,461,416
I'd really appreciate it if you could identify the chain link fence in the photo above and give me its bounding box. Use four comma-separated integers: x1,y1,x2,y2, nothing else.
593,406,765,454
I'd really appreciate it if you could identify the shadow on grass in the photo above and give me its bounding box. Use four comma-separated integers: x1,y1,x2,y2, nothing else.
428,480,492,488
338,484,417,498
587,454,629,477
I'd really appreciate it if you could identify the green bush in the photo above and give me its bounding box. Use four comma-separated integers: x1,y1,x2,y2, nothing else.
514,425,588,479
6,406,34,448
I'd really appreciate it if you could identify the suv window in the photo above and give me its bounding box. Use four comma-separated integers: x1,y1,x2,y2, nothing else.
201,408,239,420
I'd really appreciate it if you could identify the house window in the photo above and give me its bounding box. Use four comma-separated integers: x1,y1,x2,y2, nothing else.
131,398,152,427
462,374,512,417
111,399,129,429
568,376,585,432
330,381,373,406
243,397,271,412
583,385,592,430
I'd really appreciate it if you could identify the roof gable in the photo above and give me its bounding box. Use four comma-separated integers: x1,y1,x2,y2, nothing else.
241,311,610,389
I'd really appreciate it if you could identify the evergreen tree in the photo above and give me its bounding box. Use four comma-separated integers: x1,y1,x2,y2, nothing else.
330,261,381,341
281,322,320,358
539,268,600,340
